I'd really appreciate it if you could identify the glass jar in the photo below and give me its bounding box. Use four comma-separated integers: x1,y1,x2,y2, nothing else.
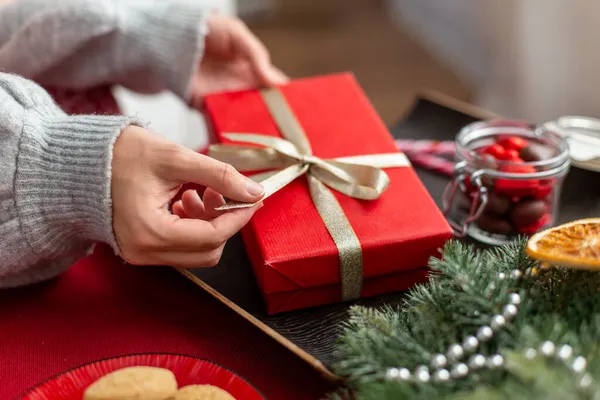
443,120,571,246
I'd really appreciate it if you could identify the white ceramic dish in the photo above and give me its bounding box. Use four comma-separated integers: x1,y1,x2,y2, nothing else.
543,116,600,172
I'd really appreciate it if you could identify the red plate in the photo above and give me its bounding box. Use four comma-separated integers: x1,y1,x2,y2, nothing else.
22,353,265,400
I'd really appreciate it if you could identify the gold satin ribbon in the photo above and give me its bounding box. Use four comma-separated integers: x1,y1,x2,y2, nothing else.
209,88,410,300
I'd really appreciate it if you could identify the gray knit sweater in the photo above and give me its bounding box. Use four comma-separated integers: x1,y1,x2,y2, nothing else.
0,0,209,288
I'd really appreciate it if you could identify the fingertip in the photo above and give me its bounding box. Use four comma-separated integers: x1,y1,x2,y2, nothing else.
260,65,289,87
182,188,203,204
203,187,227,219
271,68,290,85
258,67,288,88
245,178,265,198
182,189,206,219
172,200,186,218
210,204,257,238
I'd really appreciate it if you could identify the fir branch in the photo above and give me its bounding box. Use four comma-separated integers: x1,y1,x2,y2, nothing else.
332,239,600,399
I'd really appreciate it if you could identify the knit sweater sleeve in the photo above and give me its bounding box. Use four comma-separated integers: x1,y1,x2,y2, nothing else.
0,0,213,287
0,0,210,100
0,73,144,288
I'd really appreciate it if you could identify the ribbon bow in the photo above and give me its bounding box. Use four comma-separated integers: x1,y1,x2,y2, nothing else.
209,88,410,300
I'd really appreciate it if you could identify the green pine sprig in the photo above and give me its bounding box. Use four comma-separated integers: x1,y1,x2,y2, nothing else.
332,238,600,399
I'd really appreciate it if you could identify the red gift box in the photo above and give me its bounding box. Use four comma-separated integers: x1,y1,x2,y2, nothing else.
204,73,452,314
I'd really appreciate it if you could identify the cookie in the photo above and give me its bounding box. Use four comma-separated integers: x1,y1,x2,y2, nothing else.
173,385,236,400
83,366,178,400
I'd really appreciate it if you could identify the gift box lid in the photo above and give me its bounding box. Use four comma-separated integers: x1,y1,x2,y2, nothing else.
204,73,452,295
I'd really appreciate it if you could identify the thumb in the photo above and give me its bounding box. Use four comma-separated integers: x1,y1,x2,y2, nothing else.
166,148,264,203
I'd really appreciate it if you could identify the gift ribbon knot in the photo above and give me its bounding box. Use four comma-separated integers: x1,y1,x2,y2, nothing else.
208,88,411,301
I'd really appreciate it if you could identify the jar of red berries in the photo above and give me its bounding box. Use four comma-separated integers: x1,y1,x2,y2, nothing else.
443,120,571,245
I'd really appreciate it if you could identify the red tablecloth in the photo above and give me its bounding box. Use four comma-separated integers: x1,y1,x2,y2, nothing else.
0,86,333,399
0,246,333,399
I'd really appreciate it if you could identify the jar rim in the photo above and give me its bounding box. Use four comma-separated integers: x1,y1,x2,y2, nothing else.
455,120,571,172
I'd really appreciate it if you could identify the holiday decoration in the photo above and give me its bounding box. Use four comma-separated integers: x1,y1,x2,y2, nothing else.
203,73,451,314
330,238,600,399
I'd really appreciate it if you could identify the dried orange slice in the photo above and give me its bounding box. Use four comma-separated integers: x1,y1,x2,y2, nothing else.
527,218,600,269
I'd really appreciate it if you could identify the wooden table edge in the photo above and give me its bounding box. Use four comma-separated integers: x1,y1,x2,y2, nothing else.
177,268,342,383
416,88,499,120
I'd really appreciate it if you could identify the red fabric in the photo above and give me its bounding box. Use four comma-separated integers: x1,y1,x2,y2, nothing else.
0,86,331,399
45,87,121,115
0,246,332,399
204,73,452,313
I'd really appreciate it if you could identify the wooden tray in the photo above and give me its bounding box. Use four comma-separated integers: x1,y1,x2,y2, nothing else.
179,90,600,381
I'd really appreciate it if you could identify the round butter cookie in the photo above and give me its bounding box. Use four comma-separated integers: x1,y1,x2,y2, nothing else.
83,366,177,400
174,385,236,400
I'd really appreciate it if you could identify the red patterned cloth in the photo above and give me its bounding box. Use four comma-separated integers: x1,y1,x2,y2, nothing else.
395,139,455,177
46,86,122,115
0,86,332,400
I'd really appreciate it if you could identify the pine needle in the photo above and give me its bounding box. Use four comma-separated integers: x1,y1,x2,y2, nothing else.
332,239,600,399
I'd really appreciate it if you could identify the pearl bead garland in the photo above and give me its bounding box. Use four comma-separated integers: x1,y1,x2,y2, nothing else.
468,354,486,369
540,341,556,357
431,354,448,369
476,326,493,342
521,344,593,390
509,293,521,305
503,304,518,319
557,345,573,361
447,344,464,360
486,354,504,368
384,268,593,390
416,368,430,383
385,269,525,383
450,363,469,378
490,315,506,330
434,369,450,382
462,336,479,353
572,356,587,374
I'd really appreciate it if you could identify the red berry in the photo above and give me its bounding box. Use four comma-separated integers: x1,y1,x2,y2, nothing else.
494,164,539,196
503,149,521,161
501,164,536,174
494,181,538,197
481,144,507,160
498,136,529,151
532,182,553,199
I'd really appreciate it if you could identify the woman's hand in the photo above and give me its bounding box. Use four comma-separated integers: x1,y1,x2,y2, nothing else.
111,125,264,268
189,14,289,108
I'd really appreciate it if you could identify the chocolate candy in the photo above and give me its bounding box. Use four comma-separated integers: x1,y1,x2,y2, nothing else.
458,193,472,212
516,213,551,234
484,193,511,215
477,213,513,234
475,154,497,170
509,199,548,227
474,155,497,187
519,146,544,162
